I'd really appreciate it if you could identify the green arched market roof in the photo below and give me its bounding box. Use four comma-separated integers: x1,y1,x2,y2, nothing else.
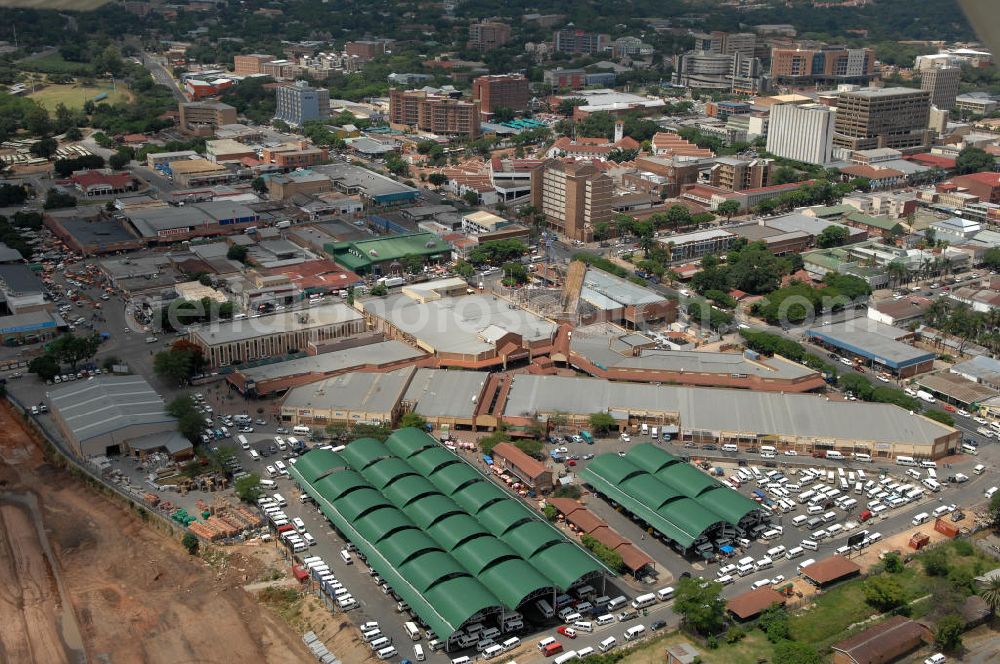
382,474,441,508
386,427,439,459
339,437,393,470
361,457,420,490
289,430,611,640
449,481,509,515
355,508,416,544
579,451,762,549
426,513,490,551
407,446,464,477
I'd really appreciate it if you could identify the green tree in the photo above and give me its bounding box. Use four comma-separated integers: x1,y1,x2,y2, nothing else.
399,411,427,429
543,503,558,521
501,261,529,286
934,614,965,651
154,349,196,386
168,395,206,443
717,199,740,220
181,532,200,555
772,641,821,664
0,183,28,206
48,334,101,369
980,575,1000,613
757,604,790,642
454,260,476,280
30,136,58,158
108,149,132,170
43,189,78,210
580,534,626,573
817,225,851,248
428,172,448,187
64,126,83,141
227,244,249,263
588,412,617,435
674,577,726,635
883,551,904,573
862,575,906,611
234,474,263,503
982,247,1000,271
989,492,1000,529
956,146,995,174
28,354,61,381
462,190,480,206
922,546,951,577
557,97,586,116
514,437,543,457
251,176,268,193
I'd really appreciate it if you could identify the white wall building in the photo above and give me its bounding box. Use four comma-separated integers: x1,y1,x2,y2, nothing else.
765,102,836,165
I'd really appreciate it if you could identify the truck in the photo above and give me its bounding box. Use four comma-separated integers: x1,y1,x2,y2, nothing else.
916,390,937,404
378,276,405,287
274,220,292,229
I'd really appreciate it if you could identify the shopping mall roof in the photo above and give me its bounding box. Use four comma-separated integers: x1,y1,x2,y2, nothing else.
282,369,412,414
579,445,759,549
503,374,955,447
189,302,362,346
47,376,175,444
402,368,489,419
237,340,424,383
290,429,608,639
917,372,998,407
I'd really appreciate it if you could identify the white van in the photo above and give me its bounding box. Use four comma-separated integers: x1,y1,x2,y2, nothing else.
340,549,353,564
259,479,276,490
482,645,504,660
785,546,804,560
595,614,615,626
293,425,311,435
761,528,781,541
501,637,520,651
538,637,557,650
760,445,776,455
413,644,425,661
377,646,397,660
249,449,261,461
800,539,818,551
451,657,472,664
974,463,986,475
624,625,646,641
920,460,937,469
896,456,918,467
826,450,845,460
650,427,658,440
404,622,421,641
607,596,628,611
573,621,593,633
641,423,649,436
631,593,656,609
722,443,739,453
536,599,555,618
792,515,809,527
755,556,773,570
797,558,816,574
599,637,617,652
767,545,786,559
923,478,941,492
655,587,675,602
963,443,979,455
854,453,871,463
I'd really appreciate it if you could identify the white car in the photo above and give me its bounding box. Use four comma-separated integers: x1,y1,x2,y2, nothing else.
751,579,771,590
718,564,737,577
783,450,798,456
620,433,631,442
770,575,786,586
876,375,890,383
555,446,569,454
957,409,970,418
974,417,989,425
924,654,946,664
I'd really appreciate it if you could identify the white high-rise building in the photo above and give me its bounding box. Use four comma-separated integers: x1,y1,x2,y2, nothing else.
765,102,836,165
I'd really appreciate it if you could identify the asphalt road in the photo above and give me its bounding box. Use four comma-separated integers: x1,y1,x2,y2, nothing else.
142,53,186,102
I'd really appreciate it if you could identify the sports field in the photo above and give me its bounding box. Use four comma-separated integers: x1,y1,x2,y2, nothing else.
0,0,110,9
28,83,130,110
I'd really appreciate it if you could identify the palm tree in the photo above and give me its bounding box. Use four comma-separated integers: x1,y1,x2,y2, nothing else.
981,575,1000,614
886,261,908,289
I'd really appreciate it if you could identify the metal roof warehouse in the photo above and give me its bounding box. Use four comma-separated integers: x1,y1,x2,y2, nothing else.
805,320,935,376
289,429,610,643
501,374,959,458
580,444,762,551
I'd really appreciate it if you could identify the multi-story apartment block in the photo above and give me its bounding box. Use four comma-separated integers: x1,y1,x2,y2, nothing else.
921,67,961,111
766,101,837,165
178,101,238,136
233,53,275,76
709,157,772,192
770,46,874,84
530,160,613,241
472,74,530,119
693,31,756,56
388,89,480,137
345,41,386,61
467,20,512,51
553,29,609,54
833,87,931,151
274,81,330,127
261,59,298,80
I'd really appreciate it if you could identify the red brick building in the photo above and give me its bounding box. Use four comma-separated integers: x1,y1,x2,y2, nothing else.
472,74,530,119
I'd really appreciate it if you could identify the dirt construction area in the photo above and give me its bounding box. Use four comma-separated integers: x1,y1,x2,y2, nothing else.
0,402,313,664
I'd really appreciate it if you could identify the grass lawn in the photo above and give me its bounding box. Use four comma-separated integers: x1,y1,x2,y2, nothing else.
19,52,94,76
621,631,775,664
0,0,109,9
29,83,130,110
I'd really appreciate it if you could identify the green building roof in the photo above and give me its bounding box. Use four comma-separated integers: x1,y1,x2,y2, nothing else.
579,444,760,549
325,232,452,273
289,428,610,639
845,211,902,232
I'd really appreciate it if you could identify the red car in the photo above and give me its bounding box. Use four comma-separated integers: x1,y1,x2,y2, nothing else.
557,626,577,639
943,404,956,413
567,459,577,467
859,509,872,522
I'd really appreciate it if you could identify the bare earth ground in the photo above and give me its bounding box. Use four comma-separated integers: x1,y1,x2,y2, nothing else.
0,402,314,664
